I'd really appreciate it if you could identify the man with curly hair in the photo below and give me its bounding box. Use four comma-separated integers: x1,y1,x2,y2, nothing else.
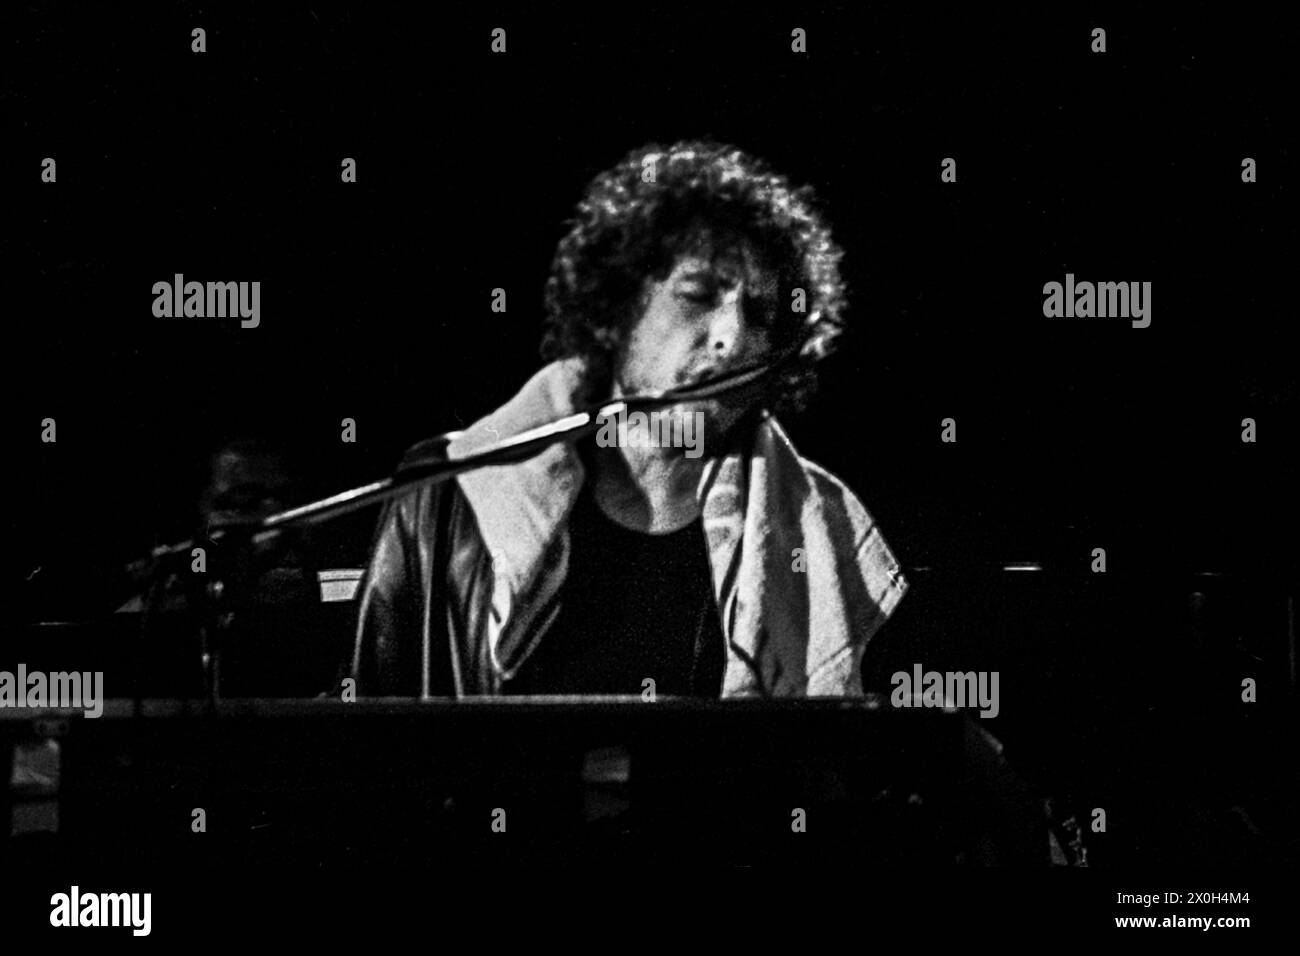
349,140,907,698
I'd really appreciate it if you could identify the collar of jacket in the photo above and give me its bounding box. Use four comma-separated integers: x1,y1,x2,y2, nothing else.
445,357,907,697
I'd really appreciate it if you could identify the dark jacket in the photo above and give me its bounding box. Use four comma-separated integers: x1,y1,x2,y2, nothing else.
349,435,502,696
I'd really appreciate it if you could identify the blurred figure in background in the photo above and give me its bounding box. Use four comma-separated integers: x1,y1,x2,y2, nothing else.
119,436,333,697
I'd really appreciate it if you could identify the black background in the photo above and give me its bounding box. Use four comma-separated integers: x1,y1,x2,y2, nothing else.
6,4,1295,570
4,2,1298,879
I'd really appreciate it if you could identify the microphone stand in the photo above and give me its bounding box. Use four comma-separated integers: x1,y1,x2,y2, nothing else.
127,348,800,710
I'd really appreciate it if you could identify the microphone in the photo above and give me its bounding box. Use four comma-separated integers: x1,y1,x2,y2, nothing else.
615,338,807,411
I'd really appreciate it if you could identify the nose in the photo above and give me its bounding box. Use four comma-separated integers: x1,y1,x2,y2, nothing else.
705,288,746,359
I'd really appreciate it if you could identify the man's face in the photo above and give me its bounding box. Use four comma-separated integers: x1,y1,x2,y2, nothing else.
200,446,294,531
612,235,777,451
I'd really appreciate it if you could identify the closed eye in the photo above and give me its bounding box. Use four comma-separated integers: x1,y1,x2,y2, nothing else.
676,281,717,305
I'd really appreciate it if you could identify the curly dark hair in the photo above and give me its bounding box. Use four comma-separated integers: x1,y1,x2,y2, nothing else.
541,139,848,415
